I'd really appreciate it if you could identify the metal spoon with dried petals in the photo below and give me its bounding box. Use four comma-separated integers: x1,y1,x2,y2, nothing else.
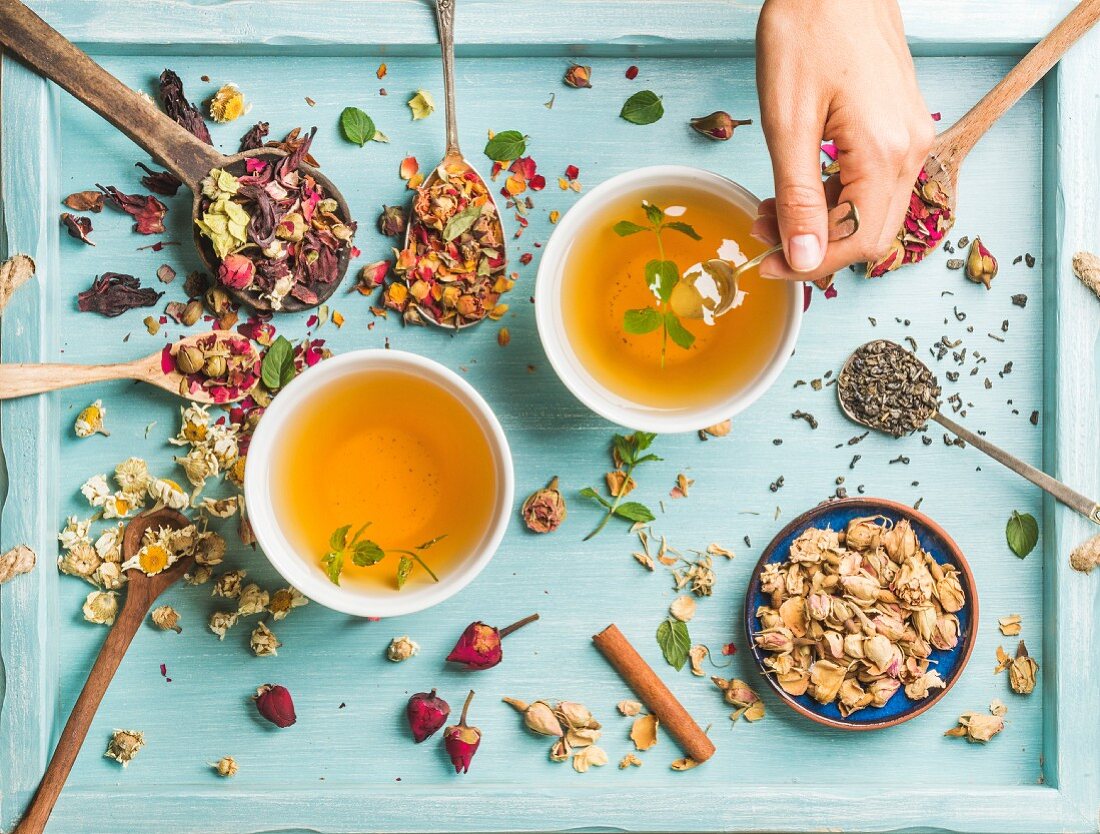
0,332,259,404
402,0,507,330
837,339,1100,525
670,201,859,322
13,508,193,834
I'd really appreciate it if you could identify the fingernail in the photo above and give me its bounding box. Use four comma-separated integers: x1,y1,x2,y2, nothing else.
787,234,824,273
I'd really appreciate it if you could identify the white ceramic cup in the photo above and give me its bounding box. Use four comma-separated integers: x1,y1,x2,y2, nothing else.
244,349,514,617
535,165,802,433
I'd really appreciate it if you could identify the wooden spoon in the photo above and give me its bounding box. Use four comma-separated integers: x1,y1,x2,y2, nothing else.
837,341,1100,525
0,331,259,404
0,0,354,313
402,0,507,331
13,508,194,834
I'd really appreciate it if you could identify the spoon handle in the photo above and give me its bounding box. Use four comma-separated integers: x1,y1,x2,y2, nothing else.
932,0,1100,168
0,362,138,399
434,0,461,155
933,412,1100,525
0,0,224,189
12,599,148,834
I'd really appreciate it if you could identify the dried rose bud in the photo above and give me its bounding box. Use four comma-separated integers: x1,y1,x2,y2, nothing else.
218,253,255,290
502,697,563,737
378,204,408,237
964,236,998,289
1007,641,1039,695
563,64,592,89
445,614,539,670
443,690,481,774
406,688,451,743
213,755,238,777
175,345,205,376
689,111,751,141
254,684,296,728
520,477,566,534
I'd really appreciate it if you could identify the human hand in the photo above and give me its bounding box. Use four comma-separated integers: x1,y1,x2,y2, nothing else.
753,0,935,282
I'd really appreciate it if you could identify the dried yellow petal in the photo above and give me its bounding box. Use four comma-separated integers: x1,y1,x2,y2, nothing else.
669,595,696,623
629,714,659,751
617,700,643,716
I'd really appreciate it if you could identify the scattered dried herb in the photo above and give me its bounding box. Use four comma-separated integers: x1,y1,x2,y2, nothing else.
239,120,270,152
446,614,538,670
945,700,1005,743
1071,251,1100,301
97,185,168,235
78,273,163,317
166,333,259,402
711,677,765,722
321,522,442,589
63,190,104,212
964,236,998,289
254,683,296,727
995,640,1038,695
61,212,94,245
443,691,481,774
136,162,182,197
1005,510,1039,558
259,334,297,391
689,111,751,141
620,90,664,125
407,89,435,120
406,689,450,742
563,64,592,89
1069,533,1100,573
581,432,659,539
521,476,567,533
0,544,36,585
838,340,941,436
159,69,212,143
209,83,246,123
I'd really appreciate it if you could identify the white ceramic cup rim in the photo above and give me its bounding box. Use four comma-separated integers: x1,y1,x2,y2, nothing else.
243,349,514,617
534,164,803,433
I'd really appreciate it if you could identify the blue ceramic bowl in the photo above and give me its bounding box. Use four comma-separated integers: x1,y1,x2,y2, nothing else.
744,497,978,730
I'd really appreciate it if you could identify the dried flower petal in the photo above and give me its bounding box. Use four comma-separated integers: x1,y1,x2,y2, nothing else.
150,605,182,633
104,729,145,766
78,273,163,317
629,714,659,751
386,635,420,662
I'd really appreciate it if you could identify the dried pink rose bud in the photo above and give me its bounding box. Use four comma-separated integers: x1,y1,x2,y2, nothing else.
563,64,592,89
443,690,481,774
253,684,296,728
406,689,450,743
965,236,998,289
520,477,566,534
356,259,391,294
378,204,408,237
689,111,752,141
445,614,539,671
218,253,255,290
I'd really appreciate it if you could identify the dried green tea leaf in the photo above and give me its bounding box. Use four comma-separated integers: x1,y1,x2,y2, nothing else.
484,130,528,162
623,307,661,335
656,618,691,670
340,106,376,146
407,89,435,120
1006,511,1039,558
620,90,664,125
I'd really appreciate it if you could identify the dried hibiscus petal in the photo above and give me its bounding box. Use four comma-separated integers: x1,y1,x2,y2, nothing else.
135,162,182,197
159,69,212,144
239,120,270,153
63,190,103,213
77,273,163,317
60,213,94,246
97,185,168,235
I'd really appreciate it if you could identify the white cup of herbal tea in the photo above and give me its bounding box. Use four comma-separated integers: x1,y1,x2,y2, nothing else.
244,349,514,617
536,165,802,433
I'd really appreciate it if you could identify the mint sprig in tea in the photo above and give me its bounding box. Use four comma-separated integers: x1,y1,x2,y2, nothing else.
561,183,791,410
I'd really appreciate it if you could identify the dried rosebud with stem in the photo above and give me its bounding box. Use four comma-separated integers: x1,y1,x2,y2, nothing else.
520,476,566,533
253,684,296,728
406,689,451,743
964,236,998,289
443,690,481,774
445,613,539,670
563,64,592,88
378,204,408,237
689,111,752,141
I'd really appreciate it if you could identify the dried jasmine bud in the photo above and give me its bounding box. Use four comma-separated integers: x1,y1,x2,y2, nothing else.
83,590,119,626
267,586,308,620
406,689,450,743
689,111,752,141
520,477,566,533
150,605,182,633
254,684,296,727
0,544,36,584
75,400,109,438
104,729,145,766
250,621,281,657
443,690,481,774
964,236,998,289
378,204,408,237
208,610,239,640
386,635,420,662
445,613,539,670
563,64,592,88
213,755,238,777
503,697,564,737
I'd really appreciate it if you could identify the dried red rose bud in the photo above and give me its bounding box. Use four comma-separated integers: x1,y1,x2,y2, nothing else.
378,204,408,237
443,690,481,774
406,688,451,743
445,614,539,670
965,236,998,289
563,64,592,89
689,111,752,141
521,477,566,534
218,253,256,290
253,684,296,727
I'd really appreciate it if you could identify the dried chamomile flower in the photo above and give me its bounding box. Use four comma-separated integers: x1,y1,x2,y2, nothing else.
94,525,123,563
150,605,182,633
688,644,708,677
619,753,643,769
58,542,101,583
175,446,219,490
58,516,92,550
82,590,119,625
1069,533,1100,573
115,457,151,494
208,610,239,639
617,700,643,717
194,530,227,566
996,641,1039,695
80,474,111,507
998,615,1022,636
212,569,247,599
104,729,144,766
945,705,1005,743
387,635,420,662
93,561,126,590
673,555,715,597
250,621,281,657
200,495,240,518
236,583,269,616
267,586,308,620
185,564,214,586
712,677,765,723
213,755,239,777
630,714,659,751
74,400,109,438
121,540,173,576
173,404,211,445
148,476,189,510
571,745,608,773
669,595,696,622
209,83,247,123
102,491,142,520
0,544,36,584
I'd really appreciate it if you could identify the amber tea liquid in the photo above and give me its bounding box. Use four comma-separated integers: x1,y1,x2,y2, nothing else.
273,370,499,590
561,183,791,410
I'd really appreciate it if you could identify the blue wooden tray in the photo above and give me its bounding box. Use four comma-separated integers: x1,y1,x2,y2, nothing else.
1,2,1098,832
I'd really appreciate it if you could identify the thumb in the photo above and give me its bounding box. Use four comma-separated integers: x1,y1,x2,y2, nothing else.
769,132,829,273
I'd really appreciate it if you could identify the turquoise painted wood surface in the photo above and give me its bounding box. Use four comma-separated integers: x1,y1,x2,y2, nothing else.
1,2,1098,832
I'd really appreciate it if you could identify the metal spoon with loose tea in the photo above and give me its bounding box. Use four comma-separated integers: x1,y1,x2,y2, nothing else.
397,0,508,330
12,508,193,834
0,0,355,313
670,201,859,322
0,332,260,405
837,339,1100,525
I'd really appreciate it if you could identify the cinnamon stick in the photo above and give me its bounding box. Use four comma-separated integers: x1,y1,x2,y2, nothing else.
592,623,715,764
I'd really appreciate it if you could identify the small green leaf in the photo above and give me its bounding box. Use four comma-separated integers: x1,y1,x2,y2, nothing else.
666,221,701,240
612,434,635,467
328,524,351,552
613,220,648,237
443,205,482,242
645,260,679,303
644,202,665,227
396,556,414,589
620,90,664,125
352,539,386,566
1006,511,1039,558
579,486,612,508
664,312,696,350
614,501,655,523
656,618,691,670
321,551,343,585
623,307,661,335
484,130,528,161
632,432,657,452
340,106,376,146
261,335,296,391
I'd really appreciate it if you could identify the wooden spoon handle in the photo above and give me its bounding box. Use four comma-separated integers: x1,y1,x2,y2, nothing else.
0,362,137,399
13,601,148,834
933,0,1100,166
0,0,224,189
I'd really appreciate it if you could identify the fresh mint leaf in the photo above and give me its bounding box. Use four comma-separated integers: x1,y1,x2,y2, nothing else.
644,202,665,227
664,312,696,350
656,618,691,670
396,556,413,589
443,205,482,242
623,307,661,335
620,90,664,125
1006,511,1039,558
579,486,612,508
329,524,351,552
632,432,657,452
613,220,648,237
261,335,296,391
484,130,527,161
645,259,679,303
352,539,386,566
340,106,376,146
612,434,635,467
666,221,701,240
614,501,655,523
321,551,343,585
